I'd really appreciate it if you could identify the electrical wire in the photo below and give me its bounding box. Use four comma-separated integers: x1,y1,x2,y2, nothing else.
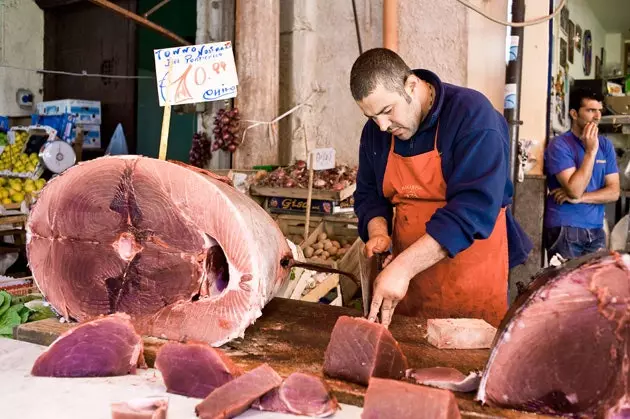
455,0,567,27
0,64,155,79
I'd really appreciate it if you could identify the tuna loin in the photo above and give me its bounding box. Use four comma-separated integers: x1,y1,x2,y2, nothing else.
31,313,144,377
155,341,242,398
406,367,481,393
477,251,630,417
26,156,293,347
253,372,339,417
111,396,168,419
323,316,408,386
195,363,282,419
361,377,461,419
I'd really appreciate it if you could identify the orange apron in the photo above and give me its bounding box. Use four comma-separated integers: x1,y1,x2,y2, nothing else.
382,124,508,327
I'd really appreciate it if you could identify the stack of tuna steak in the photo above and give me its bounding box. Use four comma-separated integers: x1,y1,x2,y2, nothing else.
477,251,630,418
25,156,293,347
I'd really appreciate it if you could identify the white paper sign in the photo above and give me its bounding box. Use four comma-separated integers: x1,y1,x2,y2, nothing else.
153,41,239,106
309,148,336,170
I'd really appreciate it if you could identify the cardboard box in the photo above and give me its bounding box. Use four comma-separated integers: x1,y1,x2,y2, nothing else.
37,99,101,125
69,124,101,149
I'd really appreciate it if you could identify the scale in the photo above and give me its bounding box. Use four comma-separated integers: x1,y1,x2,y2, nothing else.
38,140,76,174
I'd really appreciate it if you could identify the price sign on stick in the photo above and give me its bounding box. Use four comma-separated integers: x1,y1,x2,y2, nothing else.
304,148,337,241
153,41,239,107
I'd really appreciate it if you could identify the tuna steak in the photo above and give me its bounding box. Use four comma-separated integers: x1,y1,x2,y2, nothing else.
111,396,168,419
26,156,293,346
31,313,144,377
195,363,283,419
323,316,408,386
406,367,481,393
253,372,339,417
477,251,630,418
155,341,242,398
361,377,461,419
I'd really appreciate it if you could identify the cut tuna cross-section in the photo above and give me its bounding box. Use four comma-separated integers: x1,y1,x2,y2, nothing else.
323,316,408,386
155,341,242,399
31,313,145,377
477,251,630,418
26,156,293,346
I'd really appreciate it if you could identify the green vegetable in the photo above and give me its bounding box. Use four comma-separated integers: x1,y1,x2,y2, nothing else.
0,291,57,338
0,291,10,317
0,309,21,337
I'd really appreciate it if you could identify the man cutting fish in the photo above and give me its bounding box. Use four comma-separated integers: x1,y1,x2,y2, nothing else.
351,48,532,328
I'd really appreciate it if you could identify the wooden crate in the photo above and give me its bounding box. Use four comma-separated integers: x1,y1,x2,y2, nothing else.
250,183,356,202
274,214,323,246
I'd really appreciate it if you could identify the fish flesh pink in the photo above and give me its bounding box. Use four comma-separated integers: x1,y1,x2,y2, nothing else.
406,367,481,393
477,251,630,418
155,341,242,399
253,372,339,417
323,316,408,386
26,156,293,347
361,377,461,419
31,313,145,377
111,396,168,419
195,363,283,419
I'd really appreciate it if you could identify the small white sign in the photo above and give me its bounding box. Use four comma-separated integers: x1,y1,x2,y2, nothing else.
153,41,239,106
309,148,336,171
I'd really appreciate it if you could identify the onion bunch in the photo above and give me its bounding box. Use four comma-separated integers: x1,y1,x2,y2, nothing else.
189,132,212,168
212,108,241,153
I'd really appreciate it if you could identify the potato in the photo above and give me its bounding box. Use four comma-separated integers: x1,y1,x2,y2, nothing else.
318,232,328,242
328,247,338,256
304,246,314,258
314,248,324,256
331,240,341,248
324,242,334,251
320,254,328,260
343,243,351,249
313,242,324,250
337,248,347,256
322,251,330,258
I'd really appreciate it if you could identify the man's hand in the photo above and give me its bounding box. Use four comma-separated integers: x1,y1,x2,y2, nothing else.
364,234,392,258
367,262,412,328
581,122,599,154
550,188,581,204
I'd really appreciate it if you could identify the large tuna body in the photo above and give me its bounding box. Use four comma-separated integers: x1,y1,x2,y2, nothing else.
477,251,630,418
26,156,292,346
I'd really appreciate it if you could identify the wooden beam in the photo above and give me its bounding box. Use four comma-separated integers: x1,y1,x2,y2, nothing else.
233,0,280,169
88,0,190,46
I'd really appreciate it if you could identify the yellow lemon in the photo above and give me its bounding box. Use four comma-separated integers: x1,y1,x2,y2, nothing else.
2,198,11,205
11,192,24,203
24,183,35,193
11,183,22,192
35,179,46,190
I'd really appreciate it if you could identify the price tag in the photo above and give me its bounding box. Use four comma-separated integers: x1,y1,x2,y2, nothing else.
309,148,336,171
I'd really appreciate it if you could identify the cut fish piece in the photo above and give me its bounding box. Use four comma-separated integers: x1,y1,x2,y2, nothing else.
361,377,461,419
406,367,481,392
477,251,630,418
426,318,497,349
323,316,408,386
155,341,242,399
195,363,282,419
31,313,145,377
111,396,168,419
253,372,338,417
26,156,293,347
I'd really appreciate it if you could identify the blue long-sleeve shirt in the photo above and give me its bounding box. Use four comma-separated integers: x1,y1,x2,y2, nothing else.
353,69,532,269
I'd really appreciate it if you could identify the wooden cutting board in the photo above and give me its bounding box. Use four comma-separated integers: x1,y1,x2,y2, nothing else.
14,297,551,419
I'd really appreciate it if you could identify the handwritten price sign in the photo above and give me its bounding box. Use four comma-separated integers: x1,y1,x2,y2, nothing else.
309,148,336,171
153,41,239,106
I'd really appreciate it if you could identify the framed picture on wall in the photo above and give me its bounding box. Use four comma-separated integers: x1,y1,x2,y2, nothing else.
576,25,583,52
560,38,568,69
560,7,569,34
568,20,575,64
583,29,592,76
595,56,602,79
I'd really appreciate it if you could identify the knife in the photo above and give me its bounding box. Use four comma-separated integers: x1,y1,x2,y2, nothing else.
359,250,390,318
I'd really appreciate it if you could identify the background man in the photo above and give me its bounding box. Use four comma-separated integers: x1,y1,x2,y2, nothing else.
544,88,620,260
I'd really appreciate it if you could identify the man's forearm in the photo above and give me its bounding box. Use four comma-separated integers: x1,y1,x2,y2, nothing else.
565,151,597,198
580,185,620,204
367,216,389,238
388,233,447,279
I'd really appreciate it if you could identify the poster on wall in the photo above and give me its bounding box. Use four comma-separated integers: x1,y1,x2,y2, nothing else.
560,7,569,34
568,20,575,64
560,38,568,69
595,56,602,79
575,25,582,52
583,30,592,76
551,66,570,133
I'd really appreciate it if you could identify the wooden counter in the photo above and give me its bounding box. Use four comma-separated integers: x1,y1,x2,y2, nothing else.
14,297,551,418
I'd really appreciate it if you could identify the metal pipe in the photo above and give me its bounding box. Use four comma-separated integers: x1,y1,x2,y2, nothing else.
88,0,190,46
383,0,398,51
351,0,363,54
504,0,525,193
143,0,172,18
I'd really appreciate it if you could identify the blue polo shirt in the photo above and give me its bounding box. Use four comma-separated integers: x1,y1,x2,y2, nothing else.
544,131,618,229
353,69,532,269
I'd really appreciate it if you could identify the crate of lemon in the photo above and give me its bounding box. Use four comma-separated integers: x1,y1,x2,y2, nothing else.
0,177,46,209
